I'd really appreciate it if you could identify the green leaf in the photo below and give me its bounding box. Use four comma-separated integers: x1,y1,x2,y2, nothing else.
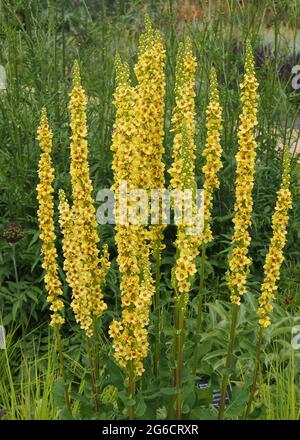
225,385,249,418
135,395,146,418
53,379,66,409
160,386,177,396
195,385,213,406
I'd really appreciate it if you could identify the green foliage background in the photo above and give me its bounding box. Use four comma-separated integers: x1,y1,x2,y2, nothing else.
0,0,300,420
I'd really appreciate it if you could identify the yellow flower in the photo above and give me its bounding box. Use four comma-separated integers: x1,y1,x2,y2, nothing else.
37,108,64,327
227,41,259,304
109,56,155,376
169,39,199,299
258,148,292,327
133,16,166,249
58,62,109,337
201,67,223,245
134,15,165,191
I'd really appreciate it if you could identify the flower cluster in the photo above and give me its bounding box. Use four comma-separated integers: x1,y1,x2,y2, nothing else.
134,15,165,191
169,39,199,298
3,221,25,244
201,68,223,245
258,149,292,327
111,57,138,192
227,42,259,305
109,57,155,376
134,16,166,249
59,62,109,336
37,108,64,327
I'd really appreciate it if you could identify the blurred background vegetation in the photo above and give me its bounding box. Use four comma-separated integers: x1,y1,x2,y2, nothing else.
0,0,300,419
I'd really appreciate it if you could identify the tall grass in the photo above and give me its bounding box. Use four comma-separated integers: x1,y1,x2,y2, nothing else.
0,328,59,419
260,350,300,420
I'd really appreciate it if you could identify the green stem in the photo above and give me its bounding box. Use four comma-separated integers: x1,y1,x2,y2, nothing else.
86,335,100,413
218,303,239,420
127,360,135,420
192,244,206,375
173,293,186,420
11,243,25,334
11,244,20,294
55,326,72,415
245,327,263,418
153,244,161,378
93,317,101,397
62,0,66,83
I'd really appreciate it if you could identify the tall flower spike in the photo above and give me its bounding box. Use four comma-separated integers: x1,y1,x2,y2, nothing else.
134,15,166,191
169,38,199,297
109,56,155,377
63,61,109,336
134,16,166,251
227,41,259,305
37,108,64,327
168,40,200,418
257,148,292,327
201,67,223,245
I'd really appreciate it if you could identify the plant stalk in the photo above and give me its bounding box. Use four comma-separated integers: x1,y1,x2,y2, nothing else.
55,326,72,415
245,327,263,418
153,244,161,378
218,302,239,419
93,317,101,398
173,294,185,420
11,243,20,294
192,244,206,375
127,360,135,420
86,335,100,413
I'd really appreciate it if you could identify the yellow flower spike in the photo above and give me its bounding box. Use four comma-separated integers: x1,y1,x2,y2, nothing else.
134,16,166,377
169,40,198,297
257,148,292,327
109,53,155,380
201,67,223,245
219,41,259,419
111,57,138,191
227,40,259,305
58,189,93,335
169,40,199,419
245,148,293,418
37,108,64,327
134,15,166,193
62,61,109,337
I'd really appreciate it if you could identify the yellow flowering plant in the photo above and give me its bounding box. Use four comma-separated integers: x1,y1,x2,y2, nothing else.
192,67,223,375
168,38,200,419
134,15,166,377
37,108,71,414
219,41,259,419
37,108,64,328
59,61,109,338
245,147,292,417
109,55,155,419
33,24,296,420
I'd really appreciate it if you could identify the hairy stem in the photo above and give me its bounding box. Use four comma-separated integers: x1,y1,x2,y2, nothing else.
93,317,101,399
173,293,185,420
153,244,161,378
86,335,99,413
218,303,239,419
127,360,135,420
11,244,20,294
245,327,263,418
55,326,72,415
192,244,206,375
